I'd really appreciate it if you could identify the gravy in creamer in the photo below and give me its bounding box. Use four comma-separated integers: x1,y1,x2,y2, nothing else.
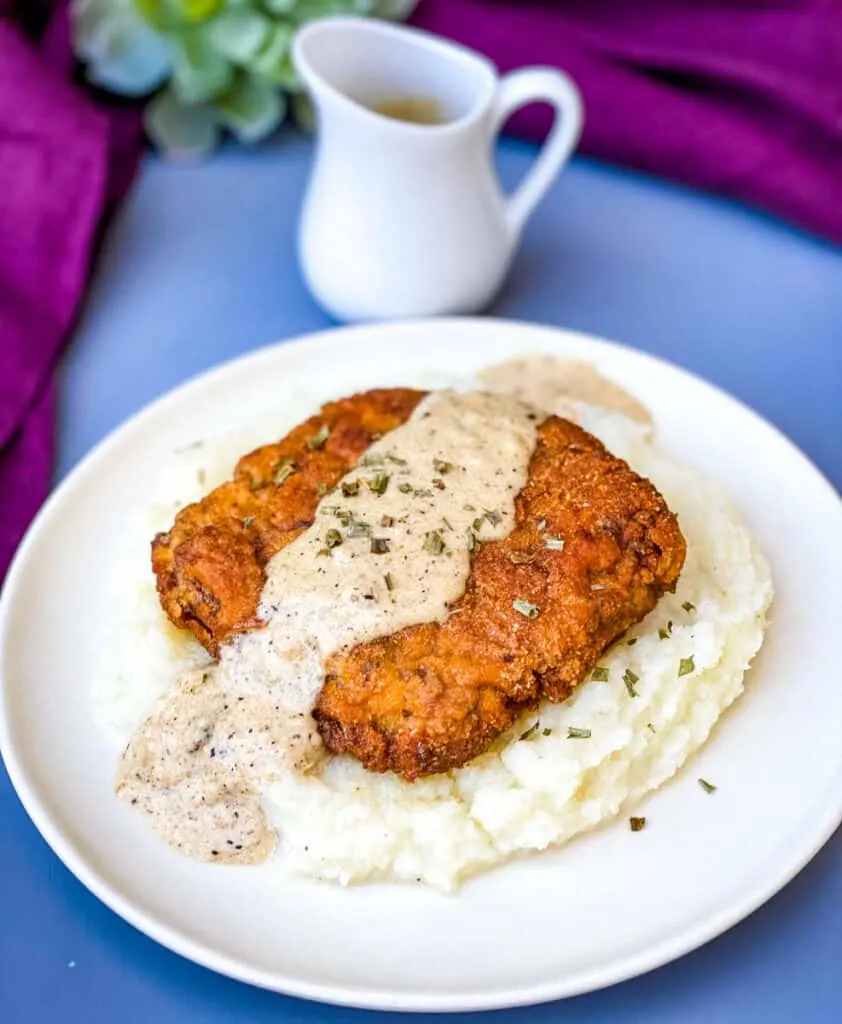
369,95,446,125
117,391,539,862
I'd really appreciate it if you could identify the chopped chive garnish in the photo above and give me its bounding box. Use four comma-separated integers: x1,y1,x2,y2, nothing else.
366,472,390,495
316,548,329,558
591,666,610,682
249,478,267,492
385,454,408,466
341,480,360,497
544,536,565,551
463,504,476,512
307,424,330,450
682,601,696,613
624,668,639,697
567,726,591,739
433,458,453,474
345,520,371,538
242,516,254,527
472,517,483,532
398,482,413,493
509,551,537,565
424,530,446,555
542,727,553,736
627,638,638,646
441,517,454,531
273,458,298,486
629,816,646,832
484,509,502,526
324,529,343,549
370,537,390,554
384,572,395,592
519,721,540,741
678,656,695,677
358,453,384,467
513,599,540,619
316,482,330,496
698,778,716,794
414,488,433,498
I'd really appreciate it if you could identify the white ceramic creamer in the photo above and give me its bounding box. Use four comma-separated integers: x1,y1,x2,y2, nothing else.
293,17,583,322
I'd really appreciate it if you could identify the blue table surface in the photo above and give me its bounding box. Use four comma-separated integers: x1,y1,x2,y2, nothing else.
1,133,841,1022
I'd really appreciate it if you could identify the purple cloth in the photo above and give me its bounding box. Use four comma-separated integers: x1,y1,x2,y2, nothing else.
413,0,842,245
0,3,141,579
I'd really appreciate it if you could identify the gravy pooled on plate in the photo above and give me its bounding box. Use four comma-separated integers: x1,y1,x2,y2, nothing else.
479,355,652,426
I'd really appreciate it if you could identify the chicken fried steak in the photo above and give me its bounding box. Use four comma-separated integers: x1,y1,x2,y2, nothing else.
152,389,686,780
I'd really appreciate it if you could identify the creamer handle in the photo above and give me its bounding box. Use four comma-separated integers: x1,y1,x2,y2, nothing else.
492,67,583,238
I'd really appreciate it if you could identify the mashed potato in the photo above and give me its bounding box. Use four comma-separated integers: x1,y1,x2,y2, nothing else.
93,398,772,890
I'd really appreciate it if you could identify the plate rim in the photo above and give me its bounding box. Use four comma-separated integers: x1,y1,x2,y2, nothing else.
1,316,841,1012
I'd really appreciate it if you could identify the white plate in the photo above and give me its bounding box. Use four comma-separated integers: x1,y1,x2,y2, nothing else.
2,319,841,1012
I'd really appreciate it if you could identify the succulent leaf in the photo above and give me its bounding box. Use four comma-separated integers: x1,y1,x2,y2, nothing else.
145,86,220,159
215,73,287,142
171,26,233,102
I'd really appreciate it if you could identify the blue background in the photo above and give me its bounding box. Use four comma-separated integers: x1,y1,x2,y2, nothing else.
1,135,841,1022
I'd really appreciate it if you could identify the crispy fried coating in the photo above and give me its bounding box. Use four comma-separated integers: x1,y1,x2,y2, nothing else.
315,415,685,778
151,389,425,655
153,390,686,780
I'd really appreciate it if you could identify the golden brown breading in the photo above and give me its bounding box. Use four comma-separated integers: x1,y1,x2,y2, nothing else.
316,415,685,778
153,390,686,780
151,388,425,655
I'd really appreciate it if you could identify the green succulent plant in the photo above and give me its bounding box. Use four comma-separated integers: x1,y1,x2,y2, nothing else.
72,0,418,158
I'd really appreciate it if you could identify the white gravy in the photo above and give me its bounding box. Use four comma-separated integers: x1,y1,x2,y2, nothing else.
117,391,539,862
479,355,652,426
